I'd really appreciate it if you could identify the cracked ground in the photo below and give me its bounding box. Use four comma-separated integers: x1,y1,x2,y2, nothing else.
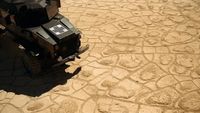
1,0,200,113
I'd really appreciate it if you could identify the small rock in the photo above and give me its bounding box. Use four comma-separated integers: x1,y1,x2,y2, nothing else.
159,55,172,65
81,70,93,77
27,102,44,111
101,80,116,87
146,92,172,105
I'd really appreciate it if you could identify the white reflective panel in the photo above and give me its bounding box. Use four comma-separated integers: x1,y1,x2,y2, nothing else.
49,24,68,35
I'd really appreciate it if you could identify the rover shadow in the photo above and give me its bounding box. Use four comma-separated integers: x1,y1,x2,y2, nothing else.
0,45,81,97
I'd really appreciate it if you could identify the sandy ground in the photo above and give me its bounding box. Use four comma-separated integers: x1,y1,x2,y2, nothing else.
0,0,200,113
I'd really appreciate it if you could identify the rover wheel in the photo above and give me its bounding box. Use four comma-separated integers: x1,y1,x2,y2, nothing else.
22,52,42,76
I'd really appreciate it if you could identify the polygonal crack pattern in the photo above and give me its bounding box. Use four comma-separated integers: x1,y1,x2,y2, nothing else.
1,0,200,113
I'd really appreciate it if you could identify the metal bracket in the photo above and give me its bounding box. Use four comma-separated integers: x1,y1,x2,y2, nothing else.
52,44,89,67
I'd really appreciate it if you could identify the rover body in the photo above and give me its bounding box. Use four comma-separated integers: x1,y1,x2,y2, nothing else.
0,0,88,75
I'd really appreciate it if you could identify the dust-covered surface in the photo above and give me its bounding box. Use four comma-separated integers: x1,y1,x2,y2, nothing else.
1,0,200,113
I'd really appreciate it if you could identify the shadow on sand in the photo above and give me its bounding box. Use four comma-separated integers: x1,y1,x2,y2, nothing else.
0,35,81,97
